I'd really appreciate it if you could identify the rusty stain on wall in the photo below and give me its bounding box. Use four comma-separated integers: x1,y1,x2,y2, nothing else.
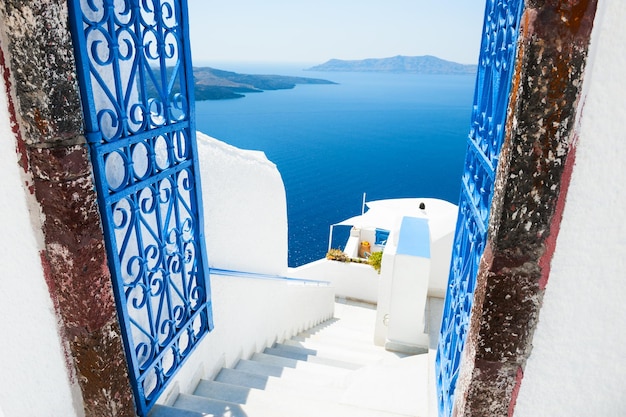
454,1,598,416
0,1,136,415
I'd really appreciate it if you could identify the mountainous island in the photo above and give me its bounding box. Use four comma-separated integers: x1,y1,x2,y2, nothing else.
192,67,336,100
306,55,477,74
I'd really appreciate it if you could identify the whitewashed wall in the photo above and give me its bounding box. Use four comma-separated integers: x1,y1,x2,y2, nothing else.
157,273,335,404
374,229,400,346
155,132,335,404
514,1,626,415
289,259,380,304
197,132,288,275
0,70,83,416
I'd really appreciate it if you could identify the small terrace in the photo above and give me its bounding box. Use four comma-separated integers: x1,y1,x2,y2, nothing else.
145,165,454,416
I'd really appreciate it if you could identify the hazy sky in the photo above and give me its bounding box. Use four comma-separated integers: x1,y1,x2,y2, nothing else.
187,0,487,65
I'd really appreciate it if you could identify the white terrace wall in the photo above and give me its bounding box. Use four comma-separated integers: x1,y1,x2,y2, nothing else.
513,1,626,415
289,259,380,304
157,273,334,405
157,133,335,405
0,61,83,416
197,132,288,275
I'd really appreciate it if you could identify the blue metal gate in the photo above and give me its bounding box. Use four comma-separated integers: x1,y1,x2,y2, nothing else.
68,1,213,414
435,1,524,415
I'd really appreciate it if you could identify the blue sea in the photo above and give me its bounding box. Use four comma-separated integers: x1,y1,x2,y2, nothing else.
194,63,476,267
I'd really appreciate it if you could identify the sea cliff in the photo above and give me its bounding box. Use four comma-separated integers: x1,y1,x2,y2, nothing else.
193,67,336,100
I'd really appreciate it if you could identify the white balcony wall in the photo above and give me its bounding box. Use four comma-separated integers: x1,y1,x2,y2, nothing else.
155,133,334,404
0,70,83,417
427,231,454,298
157,271,335,405
374,227,401,346
513,1,626,415
385,217,432,353
196,132,288,275
289,259,380,304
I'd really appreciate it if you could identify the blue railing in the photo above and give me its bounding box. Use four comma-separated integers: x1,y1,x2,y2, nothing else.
435,1,524,416
68,1,212,415
209,268,331,286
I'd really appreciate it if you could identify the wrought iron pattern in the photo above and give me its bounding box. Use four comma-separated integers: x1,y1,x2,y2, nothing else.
435,1,524,416
68,1,212,415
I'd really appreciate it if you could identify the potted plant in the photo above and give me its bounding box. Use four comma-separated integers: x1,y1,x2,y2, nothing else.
368,251,383,273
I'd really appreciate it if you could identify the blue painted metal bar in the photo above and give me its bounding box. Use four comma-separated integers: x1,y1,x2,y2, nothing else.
67,1,213,415
96,120,190,150
209,268,331,286
435,1,525,416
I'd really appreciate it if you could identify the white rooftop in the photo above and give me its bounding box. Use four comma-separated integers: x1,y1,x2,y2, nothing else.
334,198,458,241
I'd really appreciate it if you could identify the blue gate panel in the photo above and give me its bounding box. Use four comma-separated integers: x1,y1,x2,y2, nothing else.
435,1,525,416
68,1,213,415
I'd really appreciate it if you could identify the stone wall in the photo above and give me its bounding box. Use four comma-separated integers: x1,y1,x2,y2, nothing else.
513,0,626,414
0,1,135,415
0,36,83,417
452,1,599,416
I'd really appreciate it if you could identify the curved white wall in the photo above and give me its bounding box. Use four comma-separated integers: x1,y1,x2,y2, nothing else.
196,132,288,275
0,69,82,416
514,1,626,415
154,132,335,404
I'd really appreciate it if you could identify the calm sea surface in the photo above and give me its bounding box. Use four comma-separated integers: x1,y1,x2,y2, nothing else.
194,64,476,267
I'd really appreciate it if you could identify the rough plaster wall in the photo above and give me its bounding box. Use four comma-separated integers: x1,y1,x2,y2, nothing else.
0,54,81,417
197,131,289,275
452,1,598,415
514,1,626,415
0,0,83,146
0,1,136,415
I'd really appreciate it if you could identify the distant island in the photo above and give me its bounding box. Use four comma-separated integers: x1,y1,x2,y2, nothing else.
192,67,336,100
306,55,477,74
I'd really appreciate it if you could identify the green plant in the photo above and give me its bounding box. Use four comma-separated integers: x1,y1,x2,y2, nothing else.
368,251,383,273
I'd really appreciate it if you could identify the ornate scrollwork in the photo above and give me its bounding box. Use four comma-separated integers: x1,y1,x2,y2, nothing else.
70,0,211,414
79,0,187,143
435,1,524,416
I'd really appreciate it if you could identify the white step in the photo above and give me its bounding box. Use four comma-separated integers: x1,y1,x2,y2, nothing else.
291,333,382,351
214,368,269,390
172,394,246,417
302,323,373,339
215,364,348,393
148,404,205,417
250,352,354,378
275,340,390,366
234,359,284,377
195,377,344,405
283,337,397,362
174,392,411,417
193,380,251,404
233,359,350,388
263,345,362,369
155,302,434,417
341,354,431,417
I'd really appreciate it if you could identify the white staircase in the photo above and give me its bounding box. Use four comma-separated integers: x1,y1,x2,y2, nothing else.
149,301,436,417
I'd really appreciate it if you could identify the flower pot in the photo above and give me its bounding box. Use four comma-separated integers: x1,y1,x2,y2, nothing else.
359,242,371,258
